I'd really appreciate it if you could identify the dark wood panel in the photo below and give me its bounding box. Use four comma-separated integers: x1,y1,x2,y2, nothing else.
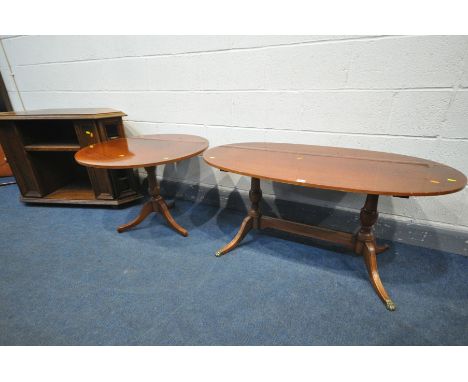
0,121,42,196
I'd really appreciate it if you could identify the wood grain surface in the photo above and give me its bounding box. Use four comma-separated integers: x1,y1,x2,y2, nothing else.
203,142,466,196
76,134,209,169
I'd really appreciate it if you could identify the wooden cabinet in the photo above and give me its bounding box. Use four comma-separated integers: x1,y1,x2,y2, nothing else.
0,108,142,205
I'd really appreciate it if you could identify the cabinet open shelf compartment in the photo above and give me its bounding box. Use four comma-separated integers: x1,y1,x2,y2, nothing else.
43,177,95,201
26,150,95,201
19,120,80,151
20,150,141,205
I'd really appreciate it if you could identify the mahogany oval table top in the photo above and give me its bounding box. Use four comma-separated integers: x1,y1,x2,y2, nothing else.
203,142,467,197
75,134,208,169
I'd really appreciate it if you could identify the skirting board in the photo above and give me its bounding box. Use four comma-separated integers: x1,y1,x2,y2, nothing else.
144,175,468,257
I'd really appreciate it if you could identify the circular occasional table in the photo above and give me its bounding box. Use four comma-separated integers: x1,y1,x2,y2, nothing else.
203,142,467,311
76,134,208,236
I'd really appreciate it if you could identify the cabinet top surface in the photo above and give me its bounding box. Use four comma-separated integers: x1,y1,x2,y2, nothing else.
203,142,467,196
0,108,126,120
75,134,209,169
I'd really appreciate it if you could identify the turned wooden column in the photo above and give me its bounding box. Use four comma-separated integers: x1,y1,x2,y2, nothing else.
248,177,262,228
354,194,379,254
145,166,160,203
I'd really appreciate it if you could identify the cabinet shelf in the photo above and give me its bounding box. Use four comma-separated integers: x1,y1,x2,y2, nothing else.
44,178,94,200
24,143,81,152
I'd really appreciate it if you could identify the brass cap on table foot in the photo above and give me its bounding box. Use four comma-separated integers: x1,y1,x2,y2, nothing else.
385,299,396,311
215,251,223,257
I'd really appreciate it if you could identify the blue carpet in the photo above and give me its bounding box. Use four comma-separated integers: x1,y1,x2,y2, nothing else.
0,181,467,345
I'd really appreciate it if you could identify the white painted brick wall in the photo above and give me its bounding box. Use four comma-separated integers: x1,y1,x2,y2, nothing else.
1,35,467,230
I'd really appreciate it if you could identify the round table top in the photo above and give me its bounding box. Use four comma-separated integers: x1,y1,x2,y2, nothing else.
75,134,208,169
203,142,467,197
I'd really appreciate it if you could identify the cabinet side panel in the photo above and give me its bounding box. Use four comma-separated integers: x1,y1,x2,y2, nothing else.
0,121,43,197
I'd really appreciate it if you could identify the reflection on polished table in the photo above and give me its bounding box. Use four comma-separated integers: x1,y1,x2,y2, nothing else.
76,134,208,236
203,142,467,311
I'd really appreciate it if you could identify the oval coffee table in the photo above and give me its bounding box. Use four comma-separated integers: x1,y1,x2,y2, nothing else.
203,142,466,311
76,134,208,236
